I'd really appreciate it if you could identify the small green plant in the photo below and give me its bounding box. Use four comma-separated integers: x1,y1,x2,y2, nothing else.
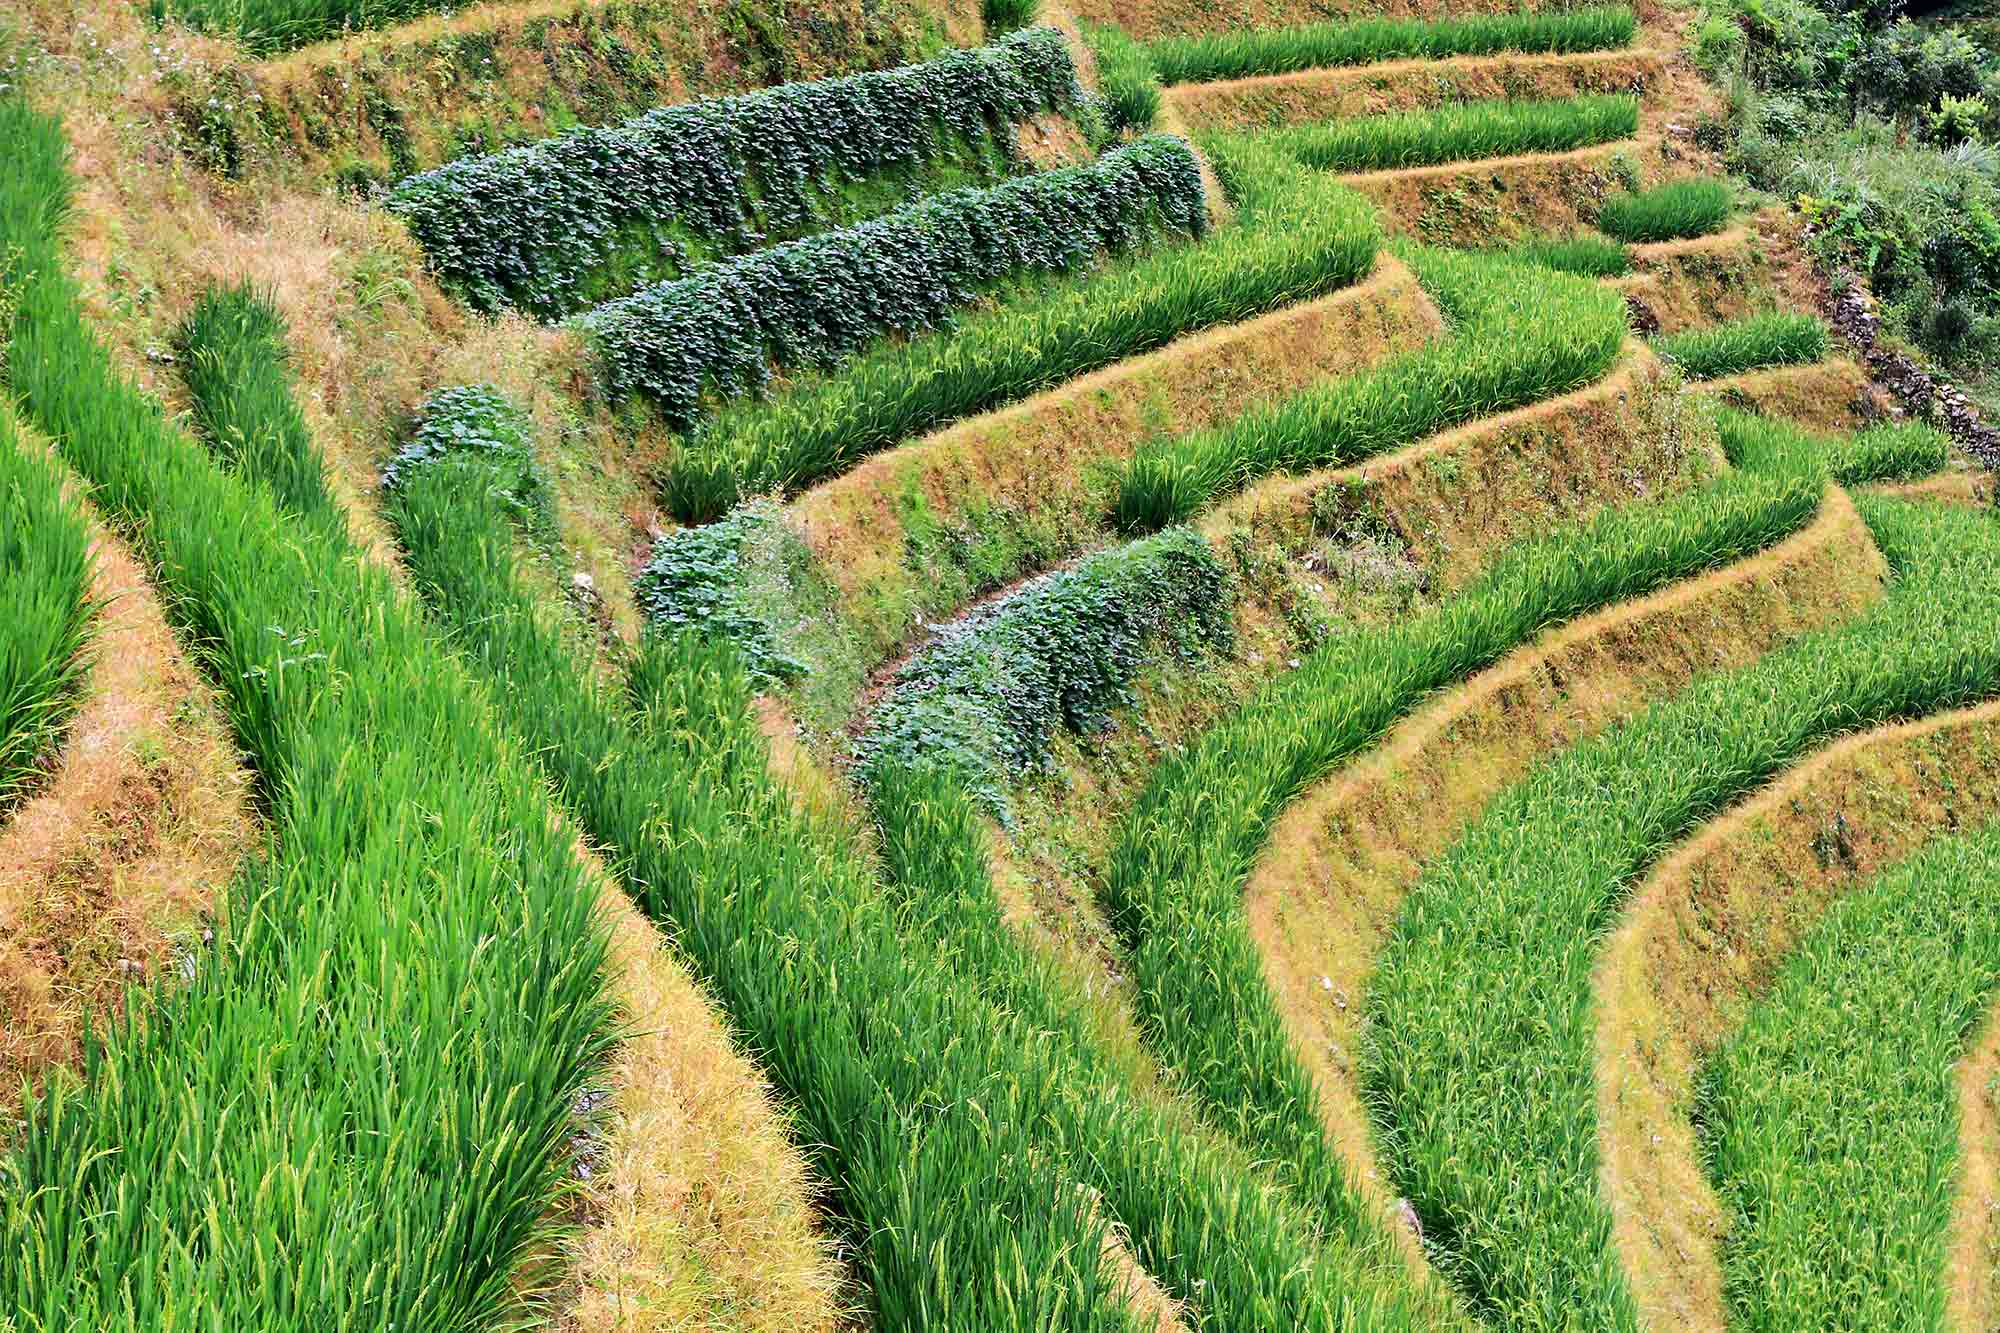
1596,178,1735,243
1653,311,1828,379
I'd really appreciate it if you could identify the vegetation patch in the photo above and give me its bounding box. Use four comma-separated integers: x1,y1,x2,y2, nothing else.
1257,94,1639,173
1596,178,1734,243
1504,232,1633,275
1653,311,1829,379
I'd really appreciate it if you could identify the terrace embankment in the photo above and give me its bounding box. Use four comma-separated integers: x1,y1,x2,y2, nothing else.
1701,358,1892,434
1596,698,2000,1332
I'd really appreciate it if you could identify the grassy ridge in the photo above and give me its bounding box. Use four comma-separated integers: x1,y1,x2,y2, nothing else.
1364,495,2000,1330
1147,8,1638,84
1654,312,1829,379
1596,178,1734,243
0,406,95,812
0,101,615,1327
1702,821,2000,1330
662,135,1382,522
1114,246,1628,529
384,399,1450,1329
1259,94,1639,173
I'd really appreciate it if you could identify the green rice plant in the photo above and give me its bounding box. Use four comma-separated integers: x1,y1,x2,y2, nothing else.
179,282,344,544
1114,245,1628,529
1653,311,1829,379
390,29,1082,318
586,134,1209,428
1716,407,1953,485
379,403,1461,1330
1082,22,1163,134
1503,232,1633,275
0,97,615,1326
0,407,95,812
1145,7,1638,84
148,0,460,56
661,133,1382,522
1595,177,1734,243
1100,461,1823,1265
1258,94,1639,174
1701,820,2000,1331
1363,493,2000,1329
985,0,1039,35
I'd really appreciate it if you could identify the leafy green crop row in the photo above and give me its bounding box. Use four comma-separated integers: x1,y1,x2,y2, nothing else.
1653,311,1829,379
1595,177,1734,243
587,133,1208,429
390,28,1080,318
1364,494,2000,1330
0,405,95,813
379,393,1454,1330
1257,94,1639,173
0,99,614,1328
1144,8,1638,85
1114,244,1629,528
661,134,1382,522
1703,819,2000,1331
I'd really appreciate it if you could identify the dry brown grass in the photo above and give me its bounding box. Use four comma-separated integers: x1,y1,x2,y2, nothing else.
1239,490,1885,1288
0,429,257,1125
1616,226,1775,334
1699,358,1893,435
1594,698,2000,1332
1344,137,1670,247
1871,468,1994,508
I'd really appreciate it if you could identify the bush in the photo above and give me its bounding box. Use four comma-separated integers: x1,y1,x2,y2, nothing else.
585,134,1208,428
1146,7,1639,84
1596,178,1735,242
1654,311,1829,378
388,29,1081,318
1258,94,1641,173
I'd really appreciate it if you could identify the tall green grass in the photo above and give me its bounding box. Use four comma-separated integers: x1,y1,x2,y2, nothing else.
149,0,456,57
662,134,1382,522
1114,245,1628,529
0,97,615,1327
1363,494,2000,1329
1596,177,1734,243
0,406,95,812
1259,94,1639,173
1083,22,1163,133
1653,311,1829,379
1702,820,2000,1331
383,395,1456,1329
1146,7,1639,85
1503,232,1633,276
1717,408,1952,486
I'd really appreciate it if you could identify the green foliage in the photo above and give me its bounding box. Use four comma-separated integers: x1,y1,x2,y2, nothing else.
1502,232,1634,275
587,133,1209,428
0,96,614,1325
150,0,469,57
1256,94,1640,173
381,384,554,540
1365,494,2000,1329
1716,407,1953,483
0,407,95,812
1653,310,1829,378
633,502,812,686
1082,21,1162,134
661,134,1382,522
1702,820,2000,1329
1596,177,1735,242
1145,7,1638,84
389,29,1082,318
984,0,1039,35
859,527,1232,819
1114,245,1629,528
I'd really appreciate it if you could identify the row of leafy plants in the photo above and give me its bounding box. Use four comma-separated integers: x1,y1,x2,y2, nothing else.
1365,491,2000,1329
0,404,96,814
375,380,1463,1330
584,132,1209,429
659,132,1383,521
390,27,1083,318
0,99,616,1328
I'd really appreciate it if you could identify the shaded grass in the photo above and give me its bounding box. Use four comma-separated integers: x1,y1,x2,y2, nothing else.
1596,178,1734,243
1653,312,1828,380
1258,94,1639,173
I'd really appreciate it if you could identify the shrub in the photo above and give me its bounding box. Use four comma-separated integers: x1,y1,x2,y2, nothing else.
388,29,1081,318
660,133,1382,521
585,134,1209,428
1146,7,1639,85
1654,311,1829,378
1083,22,1163,134
1596,177,1735,242
1257,94,1640,173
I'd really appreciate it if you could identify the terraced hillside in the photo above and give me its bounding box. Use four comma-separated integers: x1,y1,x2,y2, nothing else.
1,0,1997,1327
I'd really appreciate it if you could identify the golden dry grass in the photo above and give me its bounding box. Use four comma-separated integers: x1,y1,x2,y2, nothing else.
1240,489,1885,1289
1700,358,1893,435
1615,227,1775,334
1343,137,1670,247
1594,698,2000,1332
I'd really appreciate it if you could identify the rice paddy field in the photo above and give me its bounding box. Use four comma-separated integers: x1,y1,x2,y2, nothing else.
0,0,1996,1327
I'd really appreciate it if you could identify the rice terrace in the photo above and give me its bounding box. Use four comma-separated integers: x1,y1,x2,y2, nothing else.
3,0,2000,1322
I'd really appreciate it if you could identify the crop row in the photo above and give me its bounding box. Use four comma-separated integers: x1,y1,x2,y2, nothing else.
1717,407,1952,486
0,405,95,813
377,385,1454,1329
1597,177,1734,243
1703,818,2000,1329
1114,244,1629,528
1256,94,1639,174
390,28,1081,318
1654,311,1829,379
661,133,1382,522
0,101,615,1328
585,133,1208,430
1364,493,2000,1329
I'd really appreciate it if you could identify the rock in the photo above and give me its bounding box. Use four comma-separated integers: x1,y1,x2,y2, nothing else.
1395,1197,1424,1243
